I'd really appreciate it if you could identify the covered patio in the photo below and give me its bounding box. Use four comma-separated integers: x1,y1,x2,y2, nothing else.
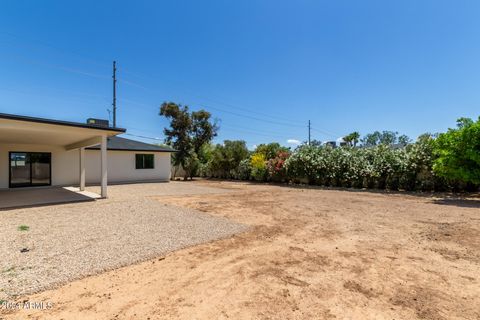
0,186,101,210
0,113,125,203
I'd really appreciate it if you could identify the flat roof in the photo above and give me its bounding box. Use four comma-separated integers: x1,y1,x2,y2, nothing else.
0,113,126,133
87,136,176,152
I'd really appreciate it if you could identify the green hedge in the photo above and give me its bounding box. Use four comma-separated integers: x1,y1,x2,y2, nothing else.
198,127,479,192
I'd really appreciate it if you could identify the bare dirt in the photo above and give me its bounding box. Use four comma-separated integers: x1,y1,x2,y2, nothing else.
2,180,479,319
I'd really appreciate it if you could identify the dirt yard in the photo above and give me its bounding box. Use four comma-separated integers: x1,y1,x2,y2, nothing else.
2,180,479,319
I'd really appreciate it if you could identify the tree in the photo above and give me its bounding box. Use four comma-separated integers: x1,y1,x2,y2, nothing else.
379,131,398,145
309,139,323,147
160,102,218,180
254,143,289,160
456,117,474,128
362,131,382,147
433,117,480,186
208,140,250,178
343,132,360,147
398,134,411,146
191,110,219,154
361,131,408,147
160,102,192,171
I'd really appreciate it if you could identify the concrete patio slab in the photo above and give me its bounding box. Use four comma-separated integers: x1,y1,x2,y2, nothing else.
0,187,99,210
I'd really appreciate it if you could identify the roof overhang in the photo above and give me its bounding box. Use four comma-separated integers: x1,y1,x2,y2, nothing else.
86,147,177,152
0,113,126,149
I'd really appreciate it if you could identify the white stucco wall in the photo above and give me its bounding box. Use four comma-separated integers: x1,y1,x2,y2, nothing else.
84,150,171,184
0,143,171,189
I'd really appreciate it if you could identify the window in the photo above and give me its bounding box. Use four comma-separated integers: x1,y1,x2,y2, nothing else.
136,154,154,169
9,152,51,187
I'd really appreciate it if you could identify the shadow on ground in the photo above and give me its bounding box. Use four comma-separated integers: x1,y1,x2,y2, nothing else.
432,199,480,208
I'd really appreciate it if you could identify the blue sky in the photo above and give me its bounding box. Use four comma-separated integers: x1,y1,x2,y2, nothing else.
1,1,479,149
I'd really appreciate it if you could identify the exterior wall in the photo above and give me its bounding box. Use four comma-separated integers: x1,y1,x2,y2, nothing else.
0,143,78,189
85,150,171,184
0,143,171,189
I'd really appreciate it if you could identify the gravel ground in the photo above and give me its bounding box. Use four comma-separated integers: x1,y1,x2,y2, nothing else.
85,181,232,200
0,182,246,299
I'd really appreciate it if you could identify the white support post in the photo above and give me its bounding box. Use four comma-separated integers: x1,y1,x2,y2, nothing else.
79,147,85,191
100,135,108,198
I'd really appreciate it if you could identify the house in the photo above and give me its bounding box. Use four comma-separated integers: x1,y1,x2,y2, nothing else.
0,113,175,198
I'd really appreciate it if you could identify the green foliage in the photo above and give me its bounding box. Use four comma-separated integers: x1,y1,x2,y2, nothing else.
160,102,192,169
361,131,410,147
283,139,451,191
250,153,267,181
197,143,215,164
433,117,480,185
191,110,219,154
254,143,289,160
309,139,323,147
18,225,29,231
343,132,360,147
233,159,253,180
183,153,200,180
160,102,218,180
201,140,250,179
188,114,479,192
398,134,411,146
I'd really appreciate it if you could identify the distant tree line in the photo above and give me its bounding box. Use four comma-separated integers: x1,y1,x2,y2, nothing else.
160,102,480,192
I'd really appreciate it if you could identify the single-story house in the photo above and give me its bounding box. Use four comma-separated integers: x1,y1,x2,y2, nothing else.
0,113,175,198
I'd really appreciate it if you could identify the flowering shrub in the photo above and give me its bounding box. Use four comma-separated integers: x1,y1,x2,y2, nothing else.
250,153,267,181
232,158,252,180
283,140,451,191
198,129,477,192
267,151,290,182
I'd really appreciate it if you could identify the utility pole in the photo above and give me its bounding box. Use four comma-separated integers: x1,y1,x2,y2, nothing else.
112,60,117,127
308,120,311,145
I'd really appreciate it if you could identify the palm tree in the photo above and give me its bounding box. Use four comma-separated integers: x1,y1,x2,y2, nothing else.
344,131,361,147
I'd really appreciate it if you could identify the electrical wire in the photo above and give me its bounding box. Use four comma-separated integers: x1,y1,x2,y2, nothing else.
1,33,341,141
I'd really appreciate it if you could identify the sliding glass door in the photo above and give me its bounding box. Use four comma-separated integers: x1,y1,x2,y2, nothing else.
9,153,30,187
10,152,51,188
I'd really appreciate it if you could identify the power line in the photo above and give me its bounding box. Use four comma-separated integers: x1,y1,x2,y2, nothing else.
1,35,342,139
120,125,163,136
310,127,342,138
117,67,307,125
0,87,109,106
219,122,296,137
117,78,151,91
0,31,111,68
123,133,163,141
124,122,295,142
185,95,305,125
219,125,293,140
199,104,306,128
5,53,109,80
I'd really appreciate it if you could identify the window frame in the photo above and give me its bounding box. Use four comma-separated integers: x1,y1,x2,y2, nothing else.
135,153,154,169
9,151,52,188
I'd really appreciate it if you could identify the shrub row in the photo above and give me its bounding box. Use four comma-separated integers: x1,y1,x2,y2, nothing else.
198,134,477,192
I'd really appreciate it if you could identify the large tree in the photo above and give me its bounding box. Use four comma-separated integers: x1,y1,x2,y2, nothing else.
433,117,480,186
160,102,218,179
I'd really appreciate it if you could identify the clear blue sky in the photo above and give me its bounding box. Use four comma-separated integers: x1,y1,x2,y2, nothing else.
1,1,479,149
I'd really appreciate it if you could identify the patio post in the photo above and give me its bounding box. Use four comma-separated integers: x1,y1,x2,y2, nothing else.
79,147,85,191
100,135,107,198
